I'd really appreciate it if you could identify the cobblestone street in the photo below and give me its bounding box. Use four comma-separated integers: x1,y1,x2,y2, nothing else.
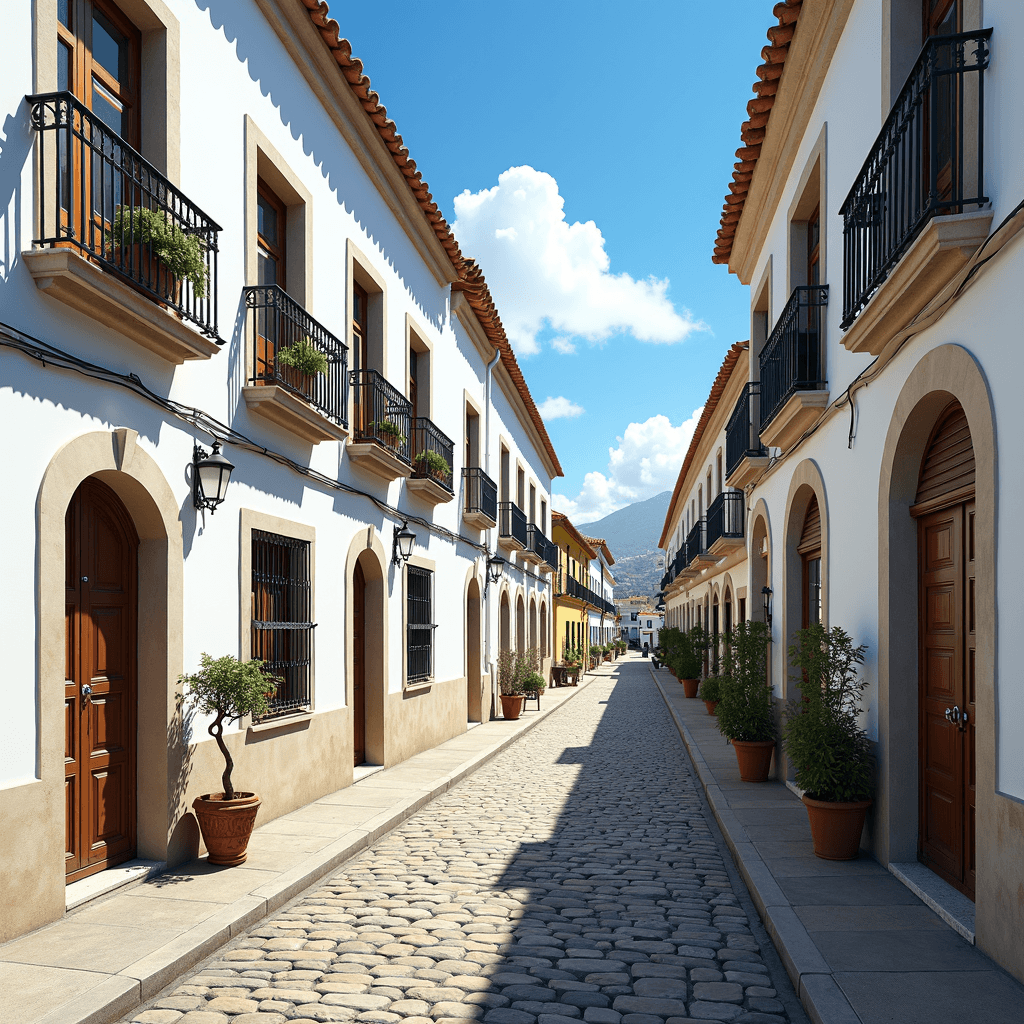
123,660,804,1024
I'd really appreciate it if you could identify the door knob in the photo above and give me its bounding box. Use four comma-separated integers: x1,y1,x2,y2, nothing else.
945,705,961,724
81,683,92,704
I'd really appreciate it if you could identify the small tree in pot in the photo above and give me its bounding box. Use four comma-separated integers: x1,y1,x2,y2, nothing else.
783,624,873,859
716,621,776,781
674,626,705,698
182,654,280,865
497,648,525,720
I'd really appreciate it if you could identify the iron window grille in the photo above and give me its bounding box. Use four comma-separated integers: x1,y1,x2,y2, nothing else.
758,285,829,432
251,530,314,717
407,565,435,683
245,284,348,426
840,30,992,330
28,91,222,340
463,467,497,522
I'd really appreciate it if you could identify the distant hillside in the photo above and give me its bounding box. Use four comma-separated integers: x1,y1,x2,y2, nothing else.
582,491,671,600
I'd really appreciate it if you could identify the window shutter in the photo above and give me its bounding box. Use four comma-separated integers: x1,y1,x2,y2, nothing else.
797,495,821,555
916,401,975,507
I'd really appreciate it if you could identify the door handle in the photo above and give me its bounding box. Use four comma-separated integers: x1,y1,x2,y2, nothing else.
81,683,92,704
959,708,969,731
944,705,959,724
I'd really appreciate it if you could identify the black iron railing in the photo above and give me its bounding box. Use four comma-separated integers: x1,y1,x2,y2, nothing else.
672,546,687,580
350,369,412,464
527,525,558,568
498,501,528,548
28,91,221,340
706,491,745,549
661,570,672,592
245,285,348,426
759,285,829,432
725,381,767,478
463,467,497,522
686,518,706,565
411,417,454,493
840,30,992,329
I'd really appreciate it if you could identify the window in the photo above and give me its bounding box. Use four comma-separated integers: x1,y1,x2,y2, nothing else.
517,466,525,509
500,445,510,503
807,206,820,287
406,566,435,683
251,530,313,716
799,495,823,628
257,180,286,288
352,282,368,373
409,347,419,421
541,499,547,534
465,406,479,469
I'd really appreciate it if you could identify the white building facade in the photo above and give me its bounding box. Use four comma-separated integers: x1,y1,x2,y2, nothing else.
712,0,1024,979
0,0,560,942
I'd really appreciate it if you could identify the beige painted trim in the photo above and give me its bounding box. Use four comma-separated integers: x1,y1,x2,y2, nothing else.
244,115,314,311
786,123,828,296
406,313,433,418
346,237,388,379
781,460,830,696
751,257,773,371
451,291,497,363
9,429,184,942
875,344,1019,976
731,0,856,283
253,0,457,287
239,508,317,721
34,0,181,181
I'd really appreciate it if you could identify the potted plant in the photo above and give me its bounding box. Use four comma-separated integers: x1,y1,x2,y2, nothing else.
716,621,776,781
675,627,705,698
698,675,722,715
559,644,582,686
372,419,406,452
277,335,328,379
414,448,451,483
181,654,280,866
783,624,873,860
522,670,546,709
497,649,525,720
109,205,208,302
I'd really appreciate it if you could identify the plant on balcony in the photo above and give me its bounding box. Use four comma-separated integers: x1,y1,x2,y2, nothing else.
783,624,873,859
277,335,328,378
716,622,776,782
371,419,406,451
181,653,280,865
109,205,208,297
414,448,450,481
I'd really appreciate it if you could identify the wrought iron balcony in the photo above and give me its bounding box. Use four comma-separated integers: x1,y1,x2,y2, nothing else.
840,30,992,330
350,369,412,464
726,381,768,479
661,569,671,592
410,417,454,495
462,467,497,527
706,491,745,551
672,546,687,580
28,91,221,340
498,501,528,550
686,518,706,566
245,285,348,427
759,285,828,433
527,525,558,569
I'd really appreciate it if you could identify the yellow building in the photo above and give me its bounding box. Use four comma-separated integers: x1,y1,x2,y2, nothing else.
551,512,601,663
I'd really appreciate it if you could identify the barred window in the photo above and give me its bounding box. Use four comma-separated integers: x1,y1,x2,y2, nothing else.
406,565,435,683
252,529,314,716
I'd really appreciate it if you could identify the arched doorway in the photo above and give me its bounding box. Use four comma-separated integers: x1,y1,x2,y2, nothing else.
516,594,525,653
529,598,537,654
914,400,976,899
540,601,548,661
352,560,366,764
467,577,481,724
499,591,510,653
65,477,138,882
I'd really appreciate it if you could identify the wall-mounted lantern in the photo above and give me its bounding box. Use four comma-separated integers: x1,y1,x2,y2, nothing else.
487,553,506,586
392,521,417,566
762,585,773,629
193,439,234,514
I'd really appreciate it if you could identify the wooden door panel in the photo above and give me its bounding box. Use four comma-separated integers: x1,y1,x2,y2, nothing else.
90,764,128,845
925,586,955,634
964,500,976,898
89,692,125,753
65,776,77,863
924,521,954,568
353,562,366,766
924,712,957,776
924,646,956,700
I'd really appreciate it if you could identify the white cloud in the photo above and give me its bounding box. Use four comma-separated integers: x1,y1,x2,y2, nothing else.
550,336,576,355
552,407,704,524
538,395,584,420
453,166,705,356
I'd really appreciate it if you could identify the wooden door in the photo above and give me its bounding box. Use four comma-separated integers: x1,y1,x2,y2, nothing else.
65,478,137,882
352,561,366,766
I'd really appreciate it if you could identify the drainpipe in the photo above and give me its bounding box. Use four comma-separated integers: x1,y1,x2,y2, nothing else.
483,345,501,715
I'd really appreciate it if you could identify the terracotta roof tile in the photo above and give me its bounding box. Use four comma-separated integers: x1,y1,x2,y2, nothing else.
712,0,803,266
658,341,749,549
296,0,562,477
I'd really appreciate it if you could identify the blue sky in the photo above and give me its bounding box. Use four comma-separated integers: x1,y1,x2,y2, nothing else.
335,2,771,522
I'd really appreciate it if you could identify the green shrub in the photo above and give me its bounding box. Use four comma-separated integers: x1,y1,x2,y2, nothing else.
783,624,874,802
181,654,281,799
698,676,722,702
110,205,208,297
277,336,329,377
523,671,546,692
715,621,775,742
414,449,450,478
372,420,407,448
498,648,541,695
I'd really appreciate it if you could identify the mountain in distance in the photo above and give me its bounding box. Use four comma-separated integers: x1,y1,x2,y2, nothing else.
580,490,671,600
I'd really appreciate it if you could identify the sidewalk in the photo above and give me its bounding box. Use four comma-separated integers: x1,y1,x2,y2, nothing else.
652,666,1024,1024
1,667,612,1024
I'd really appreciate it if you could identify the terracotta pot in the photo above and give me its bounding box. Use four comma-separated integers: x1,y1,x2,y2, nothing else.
681,678,700,699
704,700,718,716
731,739,775,782
113,243,181,307
192,792,261,866
500,694,525,720
803,795,872,860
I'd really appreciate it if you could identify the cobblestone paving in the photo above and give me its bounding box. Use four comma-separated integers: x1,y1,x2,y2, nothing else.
124,663,800,1024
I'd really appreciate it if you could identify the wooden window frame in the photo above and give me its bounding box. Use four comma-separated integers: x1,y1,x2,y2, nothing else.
256,178,287,290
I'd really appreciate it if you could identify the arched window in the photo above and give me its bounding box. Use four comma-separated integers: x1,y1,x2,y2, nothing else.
799,495,822,627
